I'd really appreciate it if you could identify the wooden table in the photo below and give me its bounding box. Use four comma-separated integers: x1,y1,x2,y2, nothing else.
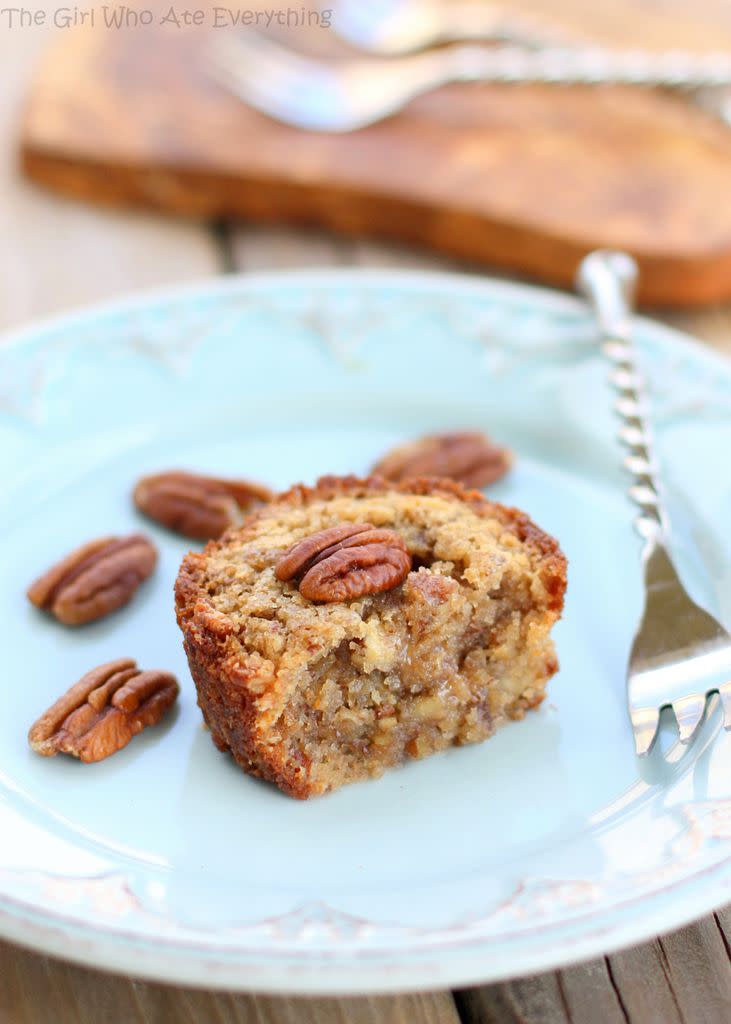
3,25,731,1024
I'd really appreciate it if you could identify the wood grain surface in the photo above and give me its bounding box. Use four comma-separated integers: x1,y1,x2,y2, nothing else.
4,9,731,1024
0,27,219,332
18,0,731,307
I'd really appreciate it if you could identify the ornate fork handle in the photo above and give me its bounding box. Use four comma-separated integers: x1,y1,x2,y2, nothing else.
578,250,731,758
445,45,731,88
576,251,667,547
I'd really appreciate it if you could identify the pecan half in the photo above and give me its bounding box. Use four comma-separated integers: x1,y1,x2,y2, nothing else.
134,470,273,540
27,535,157,626
28,659,179,763
372,431,512,488
275,523,374,581
276,523,411,603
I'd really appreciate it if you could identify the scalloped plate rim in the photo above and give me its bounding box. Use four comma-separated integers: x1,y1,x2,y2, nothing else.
0,266,727,376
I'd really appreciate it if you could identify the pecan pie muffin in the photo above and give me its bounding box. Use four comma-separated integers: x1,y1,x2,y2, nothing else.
175,476,567,799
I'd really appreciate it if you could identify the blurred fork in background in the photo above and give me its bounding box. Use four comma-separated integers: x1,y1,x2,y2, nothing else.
327,0,731,131
329,0,573,54
209,29,731,132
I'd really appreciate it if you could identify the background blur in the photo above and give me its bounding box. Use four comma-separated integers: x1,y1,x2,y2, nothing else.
2,0,731,341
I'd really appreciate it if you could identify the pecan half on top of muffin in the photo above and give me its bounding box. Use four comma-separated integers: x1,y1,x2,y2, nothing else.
175,475,567,800
275,523,411,602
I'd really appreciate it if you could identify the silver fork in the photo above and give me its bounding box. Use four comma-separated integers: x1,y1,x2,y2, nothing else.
577,251,731,758
331,0,731,129
209,30,731,132
330,0,572,55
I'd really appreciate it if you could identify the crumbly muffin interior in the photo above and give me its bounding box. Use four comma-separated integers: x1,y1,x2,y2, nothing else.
190,489,563,796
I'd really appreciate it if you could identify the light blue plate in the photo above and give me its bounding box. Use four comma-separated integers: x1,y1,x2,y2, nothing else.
1,270,730,993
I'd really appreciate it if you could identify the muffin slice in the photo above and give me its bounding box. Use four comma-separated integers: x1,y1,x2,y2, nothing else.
175,476,567,799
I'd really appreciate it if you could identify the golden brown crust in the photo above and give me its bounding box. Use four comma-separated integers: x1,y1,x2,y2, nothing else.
175,475,567,799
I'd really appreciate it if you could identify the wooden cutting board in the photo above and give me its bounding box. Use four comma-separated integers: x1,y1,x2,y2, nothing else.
19,2,731,307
